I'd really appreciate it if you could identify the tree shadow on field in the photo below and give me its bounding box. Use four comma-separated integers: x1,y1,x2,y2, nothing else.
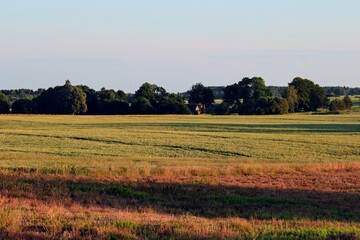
1,174,359,222
74,122,360,134
133,123,360,134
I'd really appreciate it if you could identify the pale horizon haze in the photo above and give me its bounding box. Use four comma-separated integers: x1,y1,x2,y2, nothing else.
1,0,359,93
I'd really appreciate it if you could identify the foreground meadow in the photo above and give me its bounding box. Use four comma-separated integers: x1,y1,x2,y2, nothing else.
0,114,359,239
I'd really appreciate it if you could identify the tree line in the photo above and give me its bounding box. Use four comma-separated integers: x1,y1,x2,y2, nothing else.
0,77,354,115
201,86,360,99
217,77,353,114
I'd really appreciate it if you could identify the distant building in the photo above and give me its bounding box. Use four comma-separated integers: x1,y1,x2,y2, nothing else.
195,105,201,115
188,103,203,114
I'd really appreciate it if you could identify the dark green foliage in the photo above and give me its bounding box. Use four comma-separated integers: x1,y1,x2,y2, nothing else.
222,77,289,115
35,81,87,114
324,86,360,96
77,85,99,114
268,86,287,97
289,77,312,111
0,93,10,113
0,89,43,105
96,88,129,115
254,97,269,115
105,100,130,115
283,86,298,113
134,82,168,107
289,77,328,111
132,83,162,114
1,79,355,115
202,87,215,106
271,86,360,97
135,82,159,103
223,83,240,105
238,101,256,115
215,102,238,115
131,97,154,114
11,99,34,114
157,94,191,114
329,96,352,111
239,77,272,104
343,95,353,109
132,82,190,114
5,82,189,115
268,97,289,115
310,84,329,110
183,86,360,99
188,83,215,107
208,86,224,99
76,85,131,115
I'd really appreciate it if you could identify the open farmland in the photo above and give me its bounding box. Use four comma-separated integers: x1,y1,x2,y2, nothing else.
0,114,359,239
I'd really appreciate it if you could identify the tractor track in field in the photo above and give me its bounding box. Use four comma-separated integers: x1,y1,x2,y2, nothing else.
5,132,251,157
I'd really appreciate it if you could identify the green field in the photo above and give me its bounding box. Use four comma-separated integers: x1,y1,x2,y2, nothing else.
1,114,360,170
0,114,359,239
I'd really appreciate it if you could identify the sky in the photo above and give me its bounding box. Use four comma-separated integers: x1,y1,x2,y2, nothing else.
0,0,359,93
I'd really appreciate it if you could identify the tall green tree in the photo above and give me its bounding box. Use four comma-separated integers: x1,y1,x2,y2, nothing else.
238,77,271,104
135,83,167,105
283,86,298,113
222,77,274,115
289,77,328,111
188,83,214,107
223,83,240,105
0,93,10,113
343,95,352,109
133,82,169,114
135,82,155,102
77,85,99,114
132,82,190,114
35,81,87,114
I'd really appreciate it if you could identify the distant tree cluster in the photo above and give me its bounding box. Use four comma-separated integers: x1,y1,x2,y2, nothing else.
185,86,360,99
0,89,43,105
324,87,360,96
1,81,191,115
0,77,355,115
329,95,352,111
132,82,190,114
219,77,330,115
219,77,288,115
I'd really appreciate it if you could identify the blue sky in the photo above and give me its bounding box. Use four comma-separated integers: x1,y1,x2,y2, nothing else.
1,0,359,92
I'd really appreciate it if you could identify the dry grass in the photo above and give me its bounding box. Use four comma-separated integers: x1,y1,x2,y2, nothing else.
0,169,359,239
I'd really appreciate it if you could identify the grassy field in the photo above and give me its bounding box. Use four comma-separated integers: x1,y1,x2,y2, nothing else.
0,113,359,239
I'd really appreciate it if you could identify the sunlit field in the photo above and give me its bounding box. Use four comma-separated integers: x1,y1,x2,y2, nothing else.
0,113,359,239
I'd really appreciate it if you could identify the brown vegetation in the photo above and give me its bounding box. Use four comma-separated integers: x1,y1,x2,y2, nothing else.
0,166,359,239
